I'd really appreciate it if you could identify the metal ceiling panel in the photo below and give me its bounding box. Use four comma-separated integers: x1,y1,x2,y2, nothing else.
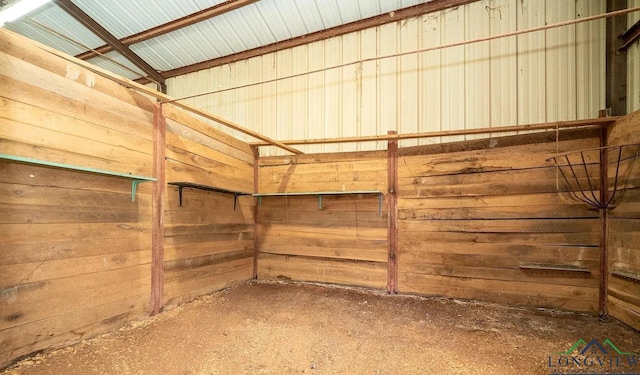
3,0,438,80
273,0,309,35
292,0,325,32
131,28,226,72
335,1,363,24
87,50,145,79
233,3,278,45
256,0,295,40
316,0,344,28
69,0,221,38
356,0,381,18
4,4,103,54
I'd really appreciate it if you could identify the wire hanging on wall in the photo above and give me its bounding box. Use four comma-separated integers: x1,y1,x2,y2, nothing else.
547,143,640,210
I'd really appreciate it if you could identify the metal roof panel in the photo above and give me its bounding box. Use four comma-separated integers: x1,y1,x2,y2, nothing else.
3,0,437,80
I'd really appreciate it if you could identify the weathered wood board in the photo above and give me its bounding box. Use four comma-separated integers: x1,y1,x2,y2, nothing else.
0,163,153,368
607,110,640,330
259,151,387,193
256,156,388,288
0,28,256,369
163,187,254,308
162,103,255,309
397,131,602,312
258,253,387,290
0,26,157,369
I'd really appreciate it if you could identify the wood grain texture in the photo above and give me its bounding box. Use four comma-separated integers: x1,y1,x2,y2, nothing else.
258,253,387,289
607,110,640,329
163,185,254,308
258,152,386,194
398,133,602,312
0,28,256,369
151,103,166,315
255,162,388,289
0,42,156,366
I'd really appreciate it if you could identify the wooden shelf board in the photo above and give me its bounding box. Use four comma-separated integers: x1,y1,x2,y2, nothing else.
167,182,250,209
0,153,156,181
168,182,250,196
0,154,155,201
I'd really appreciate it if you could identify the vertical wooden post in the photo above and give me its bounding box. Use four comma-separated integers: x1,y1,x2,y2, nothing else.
599,125,609,321
151,102,166,315
387,131,398,294
252,147,260,280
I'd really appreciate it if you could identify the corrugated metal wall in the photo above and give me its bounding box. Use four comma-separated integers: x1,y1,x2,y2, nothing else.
167,0,607,155
630,0,640,113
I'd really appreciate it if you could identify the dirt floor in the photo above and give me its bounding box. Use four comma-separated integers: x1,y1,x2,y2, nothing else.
2,281,639,375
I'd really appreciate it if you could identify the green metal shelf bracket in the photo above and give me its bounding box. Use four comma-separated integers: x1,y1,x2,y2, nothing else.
131,180,143,202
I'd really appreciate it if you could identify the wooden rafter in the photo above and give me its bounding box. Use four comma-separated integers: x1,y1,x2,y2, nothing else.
75,0,259,61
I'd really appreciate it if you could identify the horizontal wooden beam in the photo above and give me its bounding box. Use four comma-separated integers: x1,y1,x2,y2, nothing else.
248,117,622,147
135,0,480,83
76,0,259,61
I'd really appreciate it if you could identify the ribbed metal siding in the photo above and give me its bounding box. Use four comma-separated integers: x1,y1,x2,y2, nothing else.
5,0,435,81
167,0,607,155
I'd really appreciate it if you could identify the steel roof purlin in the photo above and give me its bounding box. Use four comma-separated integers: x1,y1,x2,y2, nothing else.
2,0,489,86
53,0,166,90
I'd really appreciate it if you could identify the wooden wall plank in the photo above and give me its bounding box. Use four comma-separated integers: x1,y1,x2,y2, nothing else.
0,28,256,368
0,29,156,115
0,75,152,141
397,132,602,312
399,168,600,198
0,52,153,132
162,127,255,307
0,250,150,288
0,264,150,331
166,159,252,194
163,105,253,158
0,97,152,156
398,137,599,177
608,110,640,145
258,152,387,193
607,110,640,329
0,293,149,370
258,253,387,289
255,158,388,289
164,258,253,309
400,273,597,312
165,131,253,172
